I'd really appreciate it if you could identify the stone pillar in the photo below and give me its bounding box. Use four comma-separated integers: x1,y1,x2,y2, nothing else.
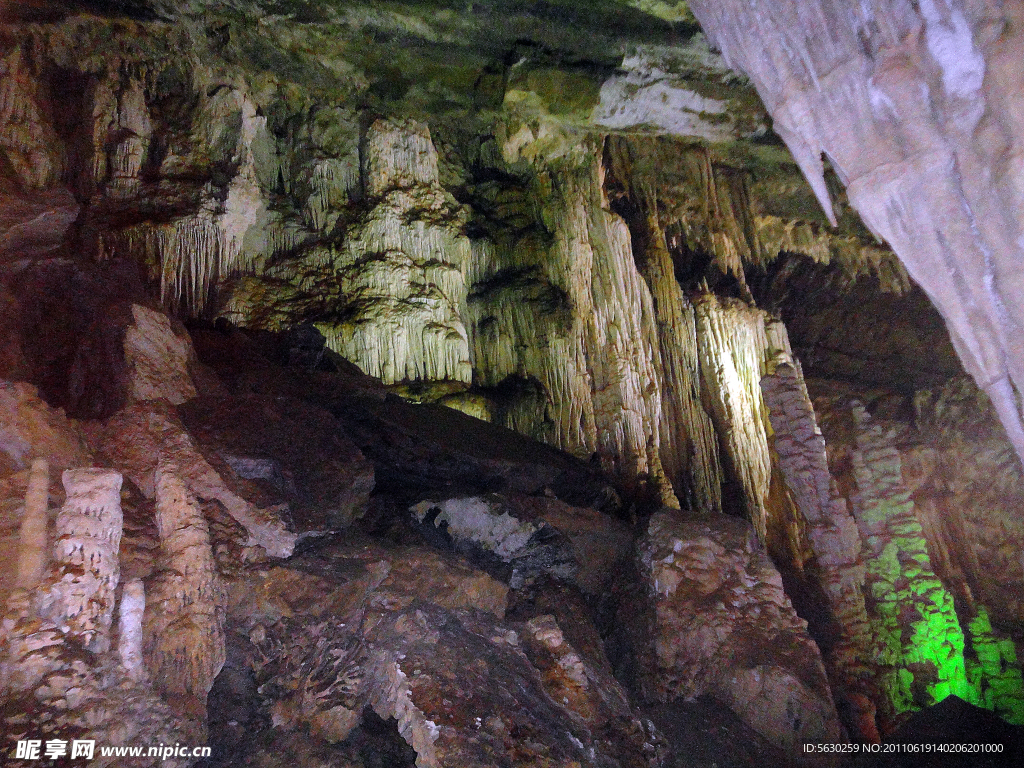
38,468,123,653
118,578,147,682
146,462,225,721
15,458,49,590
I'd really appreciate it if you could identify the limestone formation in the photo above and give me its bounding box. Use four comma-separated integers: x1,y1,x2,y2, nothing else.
14,457,49,590
4,1,1024,760
234,535,662,768
689,0,1024,467
146,462,226,722
760,338,876,739
632,509,842,752
694,294,774,537
35,468,124,653
124,304,200,406
0,380,91,477
96,401,296,558
119,577,147,682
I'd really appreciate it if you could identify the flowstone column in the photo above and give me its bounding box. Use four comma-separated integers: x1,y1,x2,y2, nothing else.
38,468,124,653
14,458,49,591
761,348,878,740
849,404,972,728
146,461,226,722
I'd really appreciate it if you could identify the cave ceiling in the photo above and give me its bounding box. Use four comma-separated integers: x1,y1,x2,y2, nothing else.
0,0,963,397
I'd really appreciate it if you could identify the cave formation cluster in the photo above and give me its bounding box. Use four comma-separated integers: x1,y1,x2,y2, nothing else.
2,1,1024,766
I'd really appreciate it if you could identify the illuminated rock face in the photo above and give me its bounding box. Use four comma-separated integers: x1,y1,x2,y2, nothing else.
146,463,226,723
761,354,877,740
632,510,841,752
467,158,676,503
689,0,1024,467
37,468,124,653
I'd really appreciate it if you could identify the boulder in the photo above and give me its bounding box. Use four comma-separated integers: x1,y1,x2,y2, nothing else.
628,509,842,753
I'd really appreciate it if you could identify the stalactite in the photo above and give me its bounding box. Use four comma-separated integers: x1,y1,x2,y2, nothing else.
92,67,152,199
0,47,62,189
688,0,1024,468
694,294,773,537
146,461,225,722
466,156,675,502
304,157,359,231
37,468,124,654
15,458,49,590
604,137,723,512
293,119,475,387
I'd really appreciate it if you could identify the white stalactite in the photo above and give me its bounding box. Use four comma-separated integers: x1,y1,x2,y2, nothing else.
695,294,773,538
688,0,1024,467
467,157,676,502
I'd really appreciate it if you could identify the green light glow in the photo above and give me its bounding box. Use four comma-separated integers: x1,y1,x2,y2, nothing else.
861,491,1024,725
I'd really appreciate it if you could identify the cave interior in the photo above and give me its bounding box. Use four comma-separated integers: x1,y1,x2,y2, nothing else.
2,1,1024,766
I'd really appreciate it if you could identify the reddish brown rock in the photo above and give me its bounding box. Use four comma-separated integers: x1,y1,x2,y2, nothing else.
177,394,374,531
630,509,841,753
92,400,296,558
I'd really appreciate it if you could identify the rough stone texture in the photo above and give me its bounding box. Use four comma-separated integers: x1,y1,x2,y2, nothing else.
689,0,1024,468
694,294,774,536
466,153,678,506
761,346,877,740
119,577,147,683
189,322,617,509
14,457,50,590
92,400,296,558
1,461,198,767
0,380,91,477
145,462,226,724
814,385,1024,729
632,509,841,753
36,468,124,654
411,493,632,594
124,303,200,405
411,495,577,590
227,535,662,768
910,376,1024,625
177,394,374,531
846,403,977,729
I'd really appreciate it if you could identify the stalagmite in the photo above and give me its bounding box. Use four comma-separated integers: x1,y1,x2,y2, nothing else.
37,468,123,653
119,577,147,682
760,336,877,740
146,461,225,722
14,458,49,590
848,404,972,729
